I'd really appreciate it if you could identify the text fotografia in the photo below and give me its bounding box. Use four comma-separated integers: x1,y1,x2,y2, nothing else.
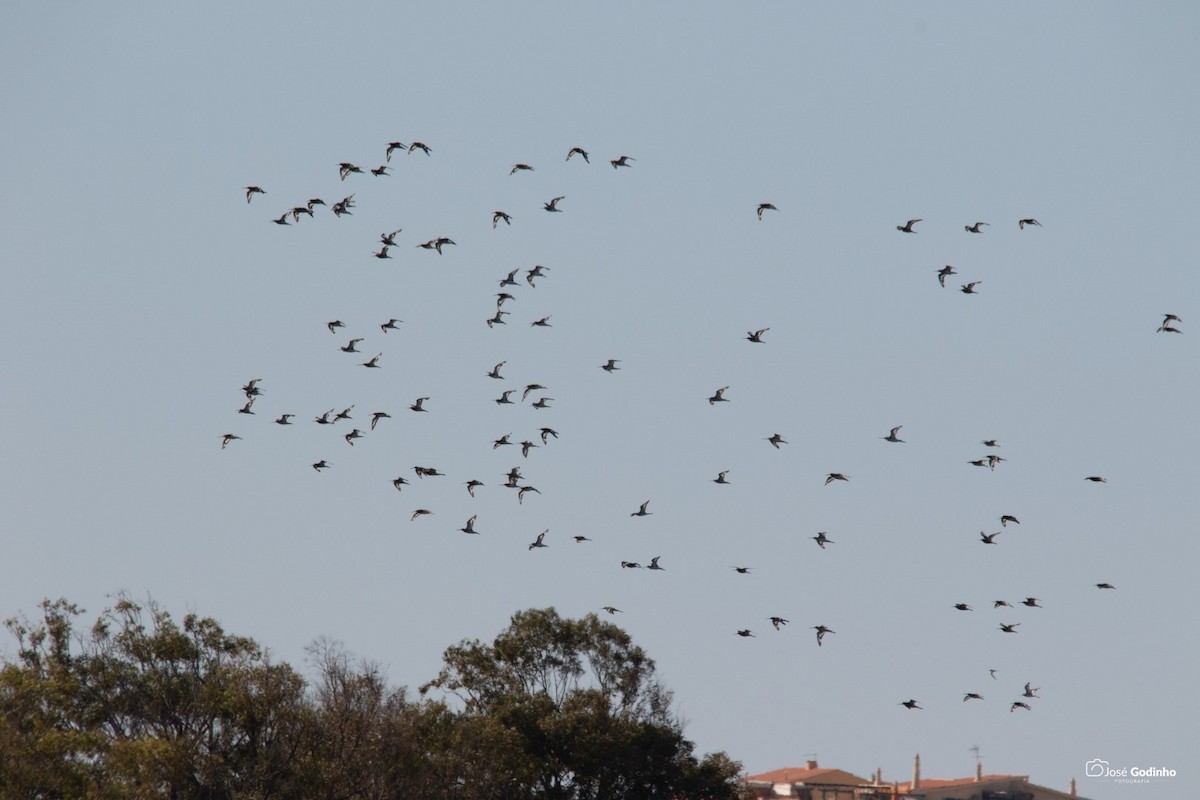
1085,759,1176,782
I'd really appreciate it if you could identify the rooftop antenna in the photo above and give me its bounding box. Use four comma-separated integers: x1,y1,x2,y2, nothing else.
969,745,982,780
969,745,981,764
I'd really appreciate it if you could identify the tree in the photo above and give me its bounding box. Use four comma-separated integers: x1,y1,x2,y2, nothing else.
421,607,748,800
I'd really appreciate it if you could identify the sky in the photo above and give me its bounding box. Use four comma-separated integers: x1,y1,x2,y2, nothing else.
2,3,1197,797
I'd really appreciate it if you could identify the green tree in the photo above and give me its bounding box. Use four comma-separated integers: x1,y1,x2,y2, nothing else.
421,607,748,800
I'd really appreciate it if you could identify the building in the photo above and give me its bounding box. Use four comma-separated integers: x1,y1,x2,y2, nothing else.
745,756,1088,800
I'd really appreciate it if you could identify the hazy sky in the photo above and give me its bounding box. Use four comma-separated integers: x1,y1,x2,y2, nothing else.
2,4,1197,797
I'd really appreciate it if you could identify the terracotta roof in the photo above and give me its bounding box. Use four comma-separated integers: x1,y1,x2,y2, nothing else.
899,775,1025,792
746,766,867,784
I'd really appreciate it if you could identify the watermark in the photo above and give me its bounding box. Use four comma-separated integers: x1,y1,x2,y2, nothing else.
1085,759,1177,784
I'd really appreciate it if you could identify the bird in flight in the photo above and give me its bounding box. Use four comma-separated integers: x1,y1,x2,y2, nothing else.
1096,582,1116,590
982,439,1000,448
630,500,652,517
517,485,541,504
566,147,590,163
272,213,291,226
900,699,922,710
495,390,515,405
487,361,506,380
408,141,431,156
731,566,752,574
1000,514,1019,527
813,625,835,646
510,163,534,175
543,196,565,212
610,155,635,169
708,386,730,405
601,606,621,614
344,429,364,446
897,219,921,233
960,282,982,294
274,414,293,425
361,353,382,369
1011,701,1032,712
647,556,665,571
620,561,643,569
370,412,390,430
812,531,834,549
460,515,479,535
237,399,255,415
465,480,483,498
411,509,432,522
1085,476,1108,483
965,221,989,233
1022,682,1040,698
713,470,730,485
746,328,769,343
1021,597,1043,608
601,359,621,372
735,629,755,638
245,186,266,203
882,426,905,443
500,269,521,287
220,433,241,449
980,531,1001,544
757,203,777,220
370,165,391,177
340,338,363,353
963,693,984,702
392,476,409,491
766,433,787,449
493,434,513,449
381,318,402,333
410,397,429,412
954,603,973,612
520,440,538,458
937,265,957,287
994,600,1012,608
825,473,849,485
493,211,512,228
1018,218,1042,229
327,320,345,334
539,427,558,444
999,623,1020,633
385,141,406,162
530,397,553,410
530,316,552,328
769,617,789,630
312,460,330,472
574,535,592,543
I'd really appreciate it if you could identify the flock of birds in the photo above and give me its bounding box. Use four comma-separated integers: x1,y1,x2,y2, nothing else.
221,137,1181,717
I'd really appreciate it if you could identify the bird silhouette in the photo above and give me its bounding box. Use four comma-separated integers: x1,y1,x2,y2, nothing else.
370,412,390,431
220,433,241,449
757,203,777,220
937,266,957,287
566,147,590,163
965,221,990,233
1096,582,1117,590
954,603,972,612
312,460,330,472
540,428,558,444
245,186,266,203
980,531,1001,544
1085,476,1108,483
510,163,534,175
543,196,565,212
610,155,635,169
999,623,1020,633
1011,702,1032,712
380,318,402,333
900,699,922,709
708,386,730,405
1000,514,1019,527
344,429,363,446
274,414,293,425
1022,682,1040,698
465,480,483,498
327,320,345,334
647,556,665,570
713,471,730,485
961,282,982,294
882,426,905,443
769,617,789,630
411,509,432,521
361,354,382,368
825,473,849,485
407,142,431,156
601,359,621,372
460,515,479,535
1021,597,1042,608
735,629,755,638
766,434,787,449
341,338,363,353
963,693,984,702
601,606,621,614
385,142,406,161
493,211,512,228
897,219,921,233
731,567,752,574
812,532,834,549
410,397,429,412
487,361,506,379
631,500,652,517
1018,218,1042,229
813,625,835,646
746,328,770,343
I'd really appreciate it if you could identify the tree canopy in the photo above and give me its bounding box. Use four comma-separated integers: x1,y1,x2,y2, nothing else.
0,599,746,800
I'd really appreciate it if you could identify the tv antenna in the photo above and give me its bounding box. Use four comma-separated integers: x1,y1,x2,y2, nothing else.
968,745,981,765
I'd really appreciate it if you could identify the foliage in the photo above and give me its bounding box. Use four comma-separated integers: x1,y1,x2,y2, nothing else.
1,599,746,799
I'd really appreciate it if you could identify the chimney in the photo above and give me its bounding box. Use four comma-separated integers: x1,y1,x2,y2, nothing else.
806,760,819,770
1070,778,1076,797
912,754,921,791
975,761,982,782
874,768,882,786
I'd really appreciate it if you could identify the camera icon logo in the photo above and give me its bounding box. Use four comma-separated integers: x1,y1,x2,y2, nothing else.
1085,759,1109,778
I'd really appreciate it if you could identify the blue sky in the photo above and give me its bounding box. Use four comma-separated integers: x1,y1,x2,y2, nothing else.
2,3,1197,796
